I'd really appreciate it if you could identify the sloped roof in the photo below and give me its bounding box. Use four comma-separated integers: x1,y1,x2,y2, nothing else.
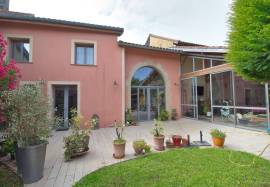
0,11,124,35
119,41,183,54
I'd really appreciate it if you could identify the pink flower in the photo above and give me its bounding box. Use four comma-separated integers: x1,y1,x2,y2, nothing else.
0,32,21,92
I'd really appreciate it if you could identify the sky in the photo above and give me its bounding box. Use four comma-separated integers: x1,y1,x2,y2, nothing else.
9,0,233,46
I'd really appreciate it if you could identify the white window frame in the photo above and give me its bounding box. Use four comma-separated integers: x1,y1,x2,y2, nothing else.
5,34,33,63
71,39,97,66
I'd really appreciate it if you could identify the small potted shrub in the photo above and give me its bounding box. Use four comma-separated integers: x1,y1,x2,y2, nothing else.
2,137,15,160
133,139,146,155
3,84,52,184
172,135,182,146
125,109,135,126
113,121,126,159
64,109,90,161
210,129,226,148
144,144,151,153
90,114,99,130
159,109,169,121
151,119,165,151
171,109,177,120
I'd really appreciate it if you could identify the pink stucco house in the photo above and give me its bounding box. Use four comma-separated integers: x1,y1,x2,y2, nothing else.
1,1,269,131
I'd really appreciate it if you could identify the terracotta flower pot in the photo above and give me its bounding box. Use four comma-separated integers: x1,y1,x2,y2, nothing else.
134,147,144,155
212,137,225,148
153,135,165,151
172,135,182,146
113,140,126,159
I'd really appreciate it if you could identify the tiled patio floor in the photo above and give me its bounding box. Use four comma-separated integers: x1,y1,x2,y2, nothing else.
27,119,270,187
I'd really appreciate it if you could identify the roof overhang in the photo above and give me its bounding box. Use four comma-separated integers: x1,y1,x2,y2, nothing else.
0,13,124,36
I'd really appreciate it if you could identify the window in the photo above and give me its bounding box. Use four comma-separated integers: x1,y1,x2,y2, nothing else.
75,43,94,65
9,38,30,62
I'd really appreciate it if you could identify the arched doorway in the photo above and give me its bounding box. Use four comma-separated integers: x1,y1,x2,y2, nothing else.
131,66,166,121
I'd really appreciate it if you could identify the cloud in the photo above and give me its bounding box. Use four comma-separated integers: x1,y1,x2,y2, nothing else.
9,0,233,46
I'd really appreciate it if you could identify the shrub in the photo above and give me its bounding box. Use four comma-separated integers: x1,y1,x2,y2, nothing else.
133,140,146,150
144,144,151,153
227,0,270,82
64,109,90,161
159,109,169,121
125,109,133,126
171,109,177,120
151,119,164,137
90,114,99,130
210,129,226,139
3,84,52,148
0,33,20,125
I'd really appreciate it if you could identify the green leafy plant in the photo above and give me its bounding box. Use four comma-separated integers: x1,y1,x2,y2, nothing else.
227,0,270,82
113,121,125,144
64,109,90,161
144,144,151,153
151,119,164,137
210,129,226,139
3,84,52,148
171,109,177,120
159,109,169,121
133,140,146,150
90,114,99,130
125,109,133,126
2,137,15,159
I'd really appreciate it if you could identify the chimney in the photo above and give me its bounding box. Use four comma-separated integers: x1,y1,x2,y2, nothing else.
0,0,9,11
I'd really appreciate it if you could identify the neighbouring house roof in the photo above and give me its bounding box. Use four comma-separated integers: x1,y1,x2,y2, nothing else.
145,33,207,47
170,46,227,53
118,41,183,54
0,11,124,35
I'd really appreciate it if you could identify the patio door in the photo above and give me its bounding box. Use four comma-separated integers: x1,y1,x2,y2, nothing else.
132,87,165,121
53,85,77,129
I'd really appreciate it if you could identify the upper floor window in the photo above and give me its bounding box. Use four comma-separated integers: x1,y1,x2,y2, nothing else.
75,43,94,65
9,38,30,62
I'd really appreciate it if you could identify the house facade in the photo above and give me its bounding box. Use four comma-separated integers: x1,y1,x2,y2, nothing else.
0,3,269,131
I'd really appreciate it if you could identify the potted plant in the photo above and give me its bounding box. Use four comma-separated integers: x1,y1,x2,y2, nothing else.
171,109,177,120
64,109,90,161
159,109,169,121
144,144,151,154
133,139,146,155
2,137,15,160
113,121,126,159
172,135,182,146
90,114,99,130
151,119,165,151
3,84,52,184
125,109,135,126
210,129,226,148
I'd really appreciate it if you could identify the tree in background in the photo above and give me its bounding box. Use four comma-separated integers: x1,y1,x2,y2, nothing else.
227,0,270,82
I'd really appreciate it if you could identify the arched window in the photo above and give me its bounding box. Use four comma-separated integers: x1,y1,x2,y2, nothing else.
131,66,164,86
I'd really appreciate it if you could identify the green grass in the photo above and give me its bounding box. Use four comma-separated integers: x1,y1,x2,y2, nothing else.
0,163,22,187
74,148,270,187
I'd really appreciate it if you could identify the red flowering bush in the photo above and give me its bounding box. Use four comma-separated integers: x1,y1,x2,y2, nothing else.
0,33,21,124
0,33,20,91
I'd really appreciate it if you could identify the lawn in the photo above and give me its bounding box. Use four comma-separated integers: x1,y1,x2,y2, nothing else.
0,163,22,187
75,148,270,187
